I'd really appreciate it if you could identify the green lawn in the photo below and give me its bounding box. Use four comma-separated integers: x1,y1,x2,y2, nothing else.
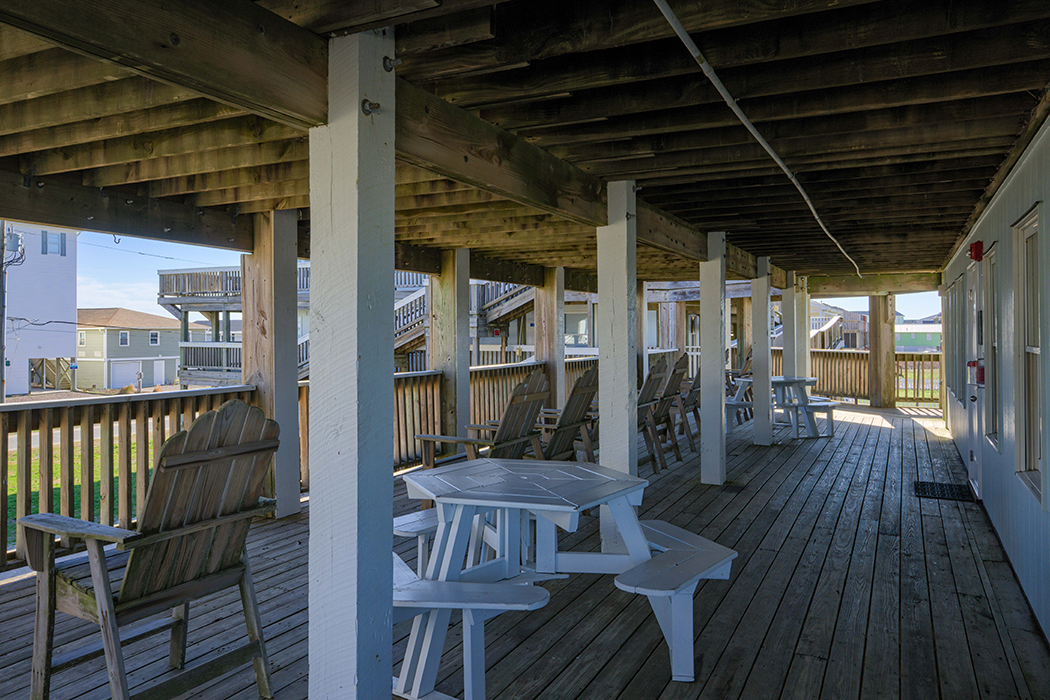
5,441,148,551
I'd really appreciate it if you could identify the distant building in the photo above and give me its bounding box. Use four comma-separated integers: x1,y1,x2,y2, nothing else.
76,308,207,390
3,222,77,396
895,322,942,352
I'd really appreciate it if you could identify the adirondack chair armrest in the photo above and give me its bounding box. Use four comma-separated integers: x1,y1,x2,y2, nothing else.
19,513,138,544
117,499,278,551
464,423,499,434
19,513,137,572
415,434,498,448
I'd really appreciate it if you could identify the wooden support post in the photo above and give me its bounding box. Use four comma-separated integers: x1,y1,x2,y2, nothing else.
308,28,394,699
598,181,638,551
242,209,301,518
699,232,727,485
869,294,897,408
223,311,232,343
429,248,470,443
737,297,752,369
795,276,811,381
782,271,797,378
535,266,566,408
752,257,773,446
637,280,648,378
674,302,687,356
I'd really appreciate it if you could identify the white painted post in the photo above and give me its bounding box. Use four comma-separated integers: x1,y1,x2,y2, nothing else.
699,232,727,484
429,248,470,441
598,181,637,549
308,29,394,699
752,257,773,445
725,297,733,368
795,276,811,381
782,271,797,378
535,266,566,408
241,210,301,518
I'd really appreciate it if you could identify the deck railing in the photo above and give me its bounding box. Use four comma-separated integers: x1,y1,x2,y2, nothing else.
771,348,940,405
2,385,255,567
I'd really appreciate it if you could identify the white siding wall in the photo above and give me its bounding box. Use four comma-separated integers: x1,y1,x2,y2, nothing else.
943,118,1050,636
3,223,77,395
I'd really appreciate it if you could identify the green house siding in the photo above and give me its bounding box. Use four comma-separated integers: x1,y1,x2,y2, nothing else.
102,328,182,388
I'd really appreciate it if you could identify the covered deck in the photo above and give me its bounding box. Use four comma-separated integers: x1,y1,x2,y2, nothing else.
2,407,1046,700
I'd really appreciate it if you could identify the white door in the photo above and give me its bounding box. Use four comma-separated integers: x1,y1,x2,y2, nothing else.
153,359,166,386
110,361,141,389
966,263,982,497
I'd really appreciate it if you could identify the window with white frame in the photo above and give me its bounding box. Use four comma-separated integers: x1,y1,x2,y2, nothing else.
985,249,999,443
149,330,160,346
40,231,66,256
118,330,129,347
1017,210,1041,498
78,331,86,347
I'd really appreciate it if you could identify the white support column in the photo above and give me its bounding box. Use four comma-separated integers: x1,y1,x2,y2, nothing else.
699,232,727,484
598,181,637,549
241,210,301,518
752,257,773,445
782,271,797,377
429,248,470,442
308,29,394,699
535,266,566,408
795,276,811,381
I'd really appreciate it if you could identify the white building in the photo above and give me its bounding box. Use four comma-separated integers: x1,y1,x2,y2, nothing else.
3,222,77,396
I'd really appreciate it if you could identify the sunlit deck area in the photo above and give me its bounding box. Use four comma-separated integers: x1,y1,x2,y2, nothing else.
1,407,1046,700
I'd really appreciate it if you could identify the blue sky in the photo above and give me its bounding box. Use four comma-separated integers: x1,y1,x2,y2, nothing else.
77,231,243,316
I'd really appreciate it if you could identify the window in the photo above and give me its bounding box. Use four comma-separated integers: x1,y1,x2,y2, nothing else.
1016,210,1041,498
149,330,160,346
118,330,129,346
77,331,86,347
40,231,66,256
986,250,999,442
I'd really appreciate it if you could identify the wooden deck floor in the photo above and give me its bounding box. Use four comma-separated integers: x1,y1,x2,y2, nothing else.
1,407,1048,699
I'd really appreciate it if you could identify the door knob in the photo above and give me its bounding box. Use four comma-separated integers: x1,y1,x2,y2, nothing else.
970,395,977,403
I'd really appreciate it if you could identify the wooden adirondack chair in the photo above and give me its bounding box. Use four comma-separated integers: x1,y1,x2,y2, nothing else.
416,367,550,469
534,365,599,462
637,355,670,471
19,399,279,700
643,353,691,471
674,370,703,452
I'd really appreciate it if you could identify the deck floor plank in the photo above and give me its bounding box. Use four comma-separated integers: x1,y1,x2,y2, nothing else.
0,408,1048,700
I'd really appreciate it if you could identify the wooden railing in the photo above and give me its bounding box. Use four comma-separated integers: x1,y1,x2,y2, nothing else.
181,341,242,371
470,361,544,426
394,271,429,289
895,353,943,405
770,348,941,405
810,349,868,400
2,385,255,567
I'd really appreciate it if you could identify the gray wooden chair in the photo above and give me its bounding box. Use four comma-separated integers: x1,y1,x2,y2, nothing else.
416,367,550,468
643,353,691,471
637,355,670,472
535,365,599,462
19,399,279,700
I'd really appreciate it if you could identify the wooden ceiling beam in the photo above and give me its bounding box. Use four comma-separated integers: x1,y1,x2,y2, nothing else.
240,196,310,215
431,20,1050,109
408,0,1049,84
191,179,310,207
0,99,246,159
83,138,309,188
807,272,942,296
257,0,504,36
0,48,129,106
395,7,494,56
0,0,327,129
0,167,252,249
26,116,301,175
648,182,989,211
0,78,200,139
149,161,310,198
0,24,51,62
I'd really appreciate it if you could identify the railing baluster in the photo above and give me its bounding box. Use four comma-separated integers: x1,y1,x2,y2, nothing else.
298,384,309,490
118,403,133,528
15,412,31,557
136,401,149,522
0,414,7,565
100,404,114,526
81,405,95,522
59,406,75,547
39,408,54,514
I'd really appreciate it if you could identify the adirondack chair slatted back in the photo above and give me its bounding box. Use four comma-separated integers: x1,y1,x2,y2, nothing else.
489,368,549,459
637,355,669,428
544,365,599,460
119,400,279,602
682,367,703,411
653,354,691,422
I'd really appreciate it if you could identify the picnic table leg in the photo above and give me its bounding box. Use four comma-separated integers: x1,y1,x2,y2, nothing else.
462,610,486,700
606,496,652,565
398,504,477,698
648,584,700,682
535,516,558,573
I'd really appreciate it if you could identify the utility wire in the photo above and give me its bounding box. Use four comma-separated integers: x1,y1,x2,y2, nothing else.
651,0,862,277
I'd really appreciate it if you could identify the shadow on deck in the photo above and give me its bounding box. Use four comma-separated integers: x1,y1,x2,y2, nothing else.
1,408,1047,699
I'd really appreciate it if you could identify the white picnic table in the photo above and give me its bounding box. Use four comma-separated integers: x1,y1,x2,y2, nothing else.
734,375,824,438
397,457,735,697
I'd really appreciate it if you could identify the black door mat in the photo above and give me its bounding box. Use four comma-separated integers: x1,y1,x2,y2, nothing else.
914,481,975,501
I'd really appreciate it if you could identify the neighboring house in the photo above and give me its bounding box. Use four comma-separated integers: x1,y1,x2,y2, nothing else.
76,308,207,390
894,322,942,352
3,222,77,396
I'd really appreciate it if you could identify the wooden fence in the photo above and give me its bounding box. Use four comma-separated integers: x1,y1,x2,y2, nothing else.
2,385,255,567
771,348,941,405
